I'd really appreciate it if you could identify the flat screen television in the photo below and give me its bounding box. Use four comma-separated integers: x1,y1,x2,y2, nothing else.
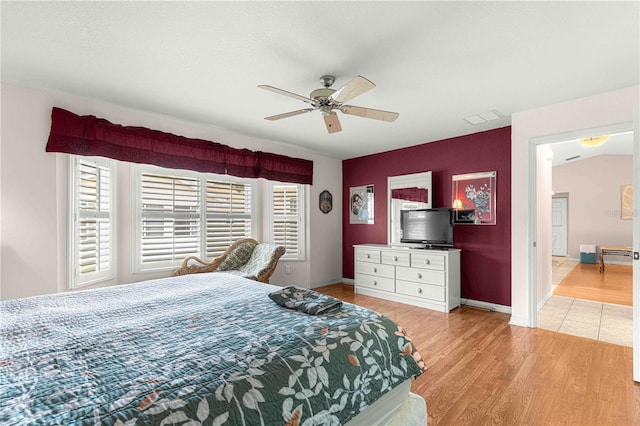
400,208,454,247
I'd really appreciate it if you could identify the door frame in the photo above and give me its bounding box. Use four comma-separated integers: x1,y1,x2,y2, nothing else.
527,122,635,379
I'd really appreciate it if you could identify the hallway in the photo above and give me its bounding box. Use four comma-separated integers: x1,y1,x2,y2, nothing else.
537,257,633,347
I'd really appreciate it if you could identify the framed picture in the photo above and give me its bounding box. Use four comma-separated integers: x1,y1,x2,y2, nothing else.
452,171,497,225
350,185,374,224
454,209,476,224
319,190,333,214
621,184,633,220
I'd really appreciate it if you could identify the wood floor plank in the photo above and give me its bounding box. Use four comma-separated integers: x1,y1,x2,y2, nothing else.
554,263,632,305
315,283,640,425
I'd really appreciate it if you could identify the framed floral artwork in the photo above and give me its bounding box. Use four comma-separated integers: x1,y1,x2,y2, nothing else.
452,171,496,225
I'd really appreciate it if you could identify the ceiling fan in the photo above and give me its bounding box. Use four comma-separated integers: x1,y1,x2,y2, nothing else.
258,75,399,134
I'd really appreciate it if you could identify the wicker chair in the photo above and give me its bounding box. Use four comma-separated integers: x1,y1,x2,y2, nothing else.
172,238,286,284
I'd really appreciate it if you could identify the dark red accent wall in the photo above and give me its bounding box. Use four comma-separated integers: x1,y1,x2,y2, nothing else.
342,126,512,307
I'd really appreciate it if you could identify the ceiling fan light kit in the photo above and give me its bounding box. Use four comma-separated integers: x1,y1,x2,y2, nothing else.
258,75,399,134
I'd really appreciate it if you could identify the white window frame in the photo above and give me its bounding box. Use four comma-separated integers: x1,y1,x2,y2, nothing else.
268,182,306,261
131,164,257,273
68,156,116,289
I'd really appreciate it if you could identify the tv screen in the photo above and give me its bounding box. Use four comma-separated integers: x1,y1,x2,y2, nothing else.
400,208,454,247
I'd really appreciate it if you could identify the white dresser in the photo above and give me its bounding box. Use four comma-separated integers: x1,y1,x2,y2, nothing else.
354,244,461,312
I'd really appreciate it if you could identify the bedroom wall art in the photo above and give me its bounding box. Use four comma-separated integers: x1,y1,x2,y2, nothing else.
452,171,497,225
319,190,333,214
621,184,633,220
350,185,374,224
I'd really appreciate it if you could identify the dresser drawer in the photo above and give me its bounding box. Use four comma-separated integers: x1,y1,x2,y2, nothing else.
355,248,381,264
396,266,445,286
356,274,395,292
355,262,395,279
381,251,410,267
396,280,445,302
410,252,445,270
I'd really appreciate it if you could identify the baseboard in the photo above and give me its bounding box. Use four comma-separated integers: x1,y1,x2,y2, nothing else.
460,298,511,314
342,278,354,285
509,316,530,328
310,279,346,289
537,289,553,311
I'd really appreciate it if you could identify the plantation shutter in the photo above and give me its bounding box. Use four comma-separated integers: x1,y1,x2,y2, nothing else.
139,173,200,264
205,181,252,258
73,158,113,286
272,184,303,260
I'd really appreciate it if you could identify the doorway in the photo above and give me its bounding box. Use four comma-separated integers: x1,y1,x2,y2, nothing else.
532,128,635,349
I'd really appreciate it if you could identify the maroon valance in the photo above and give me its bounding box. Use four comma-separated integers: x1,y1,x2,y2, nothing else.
46,107,313,184
391,187,428,203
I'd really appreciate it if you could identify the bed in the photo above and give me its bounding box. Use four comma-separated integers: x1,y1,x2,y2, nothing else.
0,273,426,425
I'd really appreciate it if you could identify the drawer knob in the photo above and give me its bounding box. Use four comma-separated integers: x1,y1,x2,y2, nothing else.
417,288,423,294
417,273,423,279
366,254,371,259
373,281,378,286
394,256,398,261
373,267,378,273
425,259,430,265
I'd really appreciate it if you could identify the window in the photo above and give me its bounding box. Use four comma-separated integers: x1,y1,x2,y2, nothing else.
133,165,254,271
69,157,115,288
270,183,305,260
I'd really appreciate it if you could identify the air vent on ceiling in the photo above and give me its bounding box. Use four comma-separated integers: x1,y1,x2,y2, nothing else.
464,110,504,125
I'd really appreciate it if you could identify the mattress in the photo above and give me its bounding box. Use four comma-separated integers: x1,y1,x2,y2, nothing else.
346,379,427,426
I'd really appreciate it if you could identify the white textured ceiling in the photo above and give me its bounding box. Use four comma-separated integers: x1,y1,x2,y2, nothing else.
2,1,638,160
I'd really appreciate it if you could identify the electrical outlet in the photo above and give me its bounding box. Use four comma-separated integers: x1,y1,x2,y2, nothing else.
285,264,291,274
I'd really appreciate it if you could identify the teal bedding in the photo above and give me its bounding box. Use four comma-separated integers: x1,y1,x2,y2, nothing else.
0,273,425,425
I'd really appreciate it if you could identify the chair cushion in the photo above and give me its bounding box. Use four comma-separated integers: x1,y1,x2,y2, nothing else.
237,243,284,279
216,241,257,271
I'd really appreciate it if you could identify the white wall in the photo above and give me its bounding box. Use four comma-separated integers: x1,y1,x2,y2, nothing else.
0,83,343,300
511,85,639,327
553,154,633,260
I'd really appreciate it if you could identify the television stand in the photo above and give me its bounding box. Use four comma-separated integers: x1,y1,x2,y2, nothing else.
354,244,461,312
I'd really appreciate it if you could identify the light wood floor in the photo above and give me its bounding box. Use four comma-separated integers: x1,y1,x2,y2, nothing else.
315,283,640,425
553,263,632,306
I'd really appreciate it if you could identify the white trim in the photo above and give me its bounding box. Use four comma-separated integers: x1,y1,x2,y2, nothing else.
310,279,344,289
632,103,639,382
527,122,635,333
461,298,512,314
537,290,553,312
342,278,355,285
268,181,306,261
509,316,530,328
68,156,117,289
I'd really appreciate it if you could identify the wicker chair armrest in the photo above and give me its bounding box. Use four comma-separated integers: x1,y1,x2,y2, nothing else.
173,255,225,276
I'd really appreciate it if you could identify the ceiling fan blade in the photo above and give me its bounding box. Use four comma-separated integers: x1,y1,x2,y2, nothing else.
330,76,376,104
258,85,314,104
264,108,314,121
340,105,399,122
323,112,342,133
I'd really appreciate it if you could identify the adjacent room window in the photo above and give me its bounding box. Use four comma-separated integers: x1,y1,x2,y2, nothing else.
132,165,255,272
69,156,115,288
269,183,305,260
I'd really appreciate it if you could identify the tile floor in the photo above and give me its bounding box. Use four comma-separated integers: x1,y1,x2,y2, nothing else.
537,258,633,347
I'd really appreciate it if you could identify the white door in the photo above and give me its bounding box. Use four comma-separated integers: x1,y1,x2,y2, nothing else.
551,197,568,257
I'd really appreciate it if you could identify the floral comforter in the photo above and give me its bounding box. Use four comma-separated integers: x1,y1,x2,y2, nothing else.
0,273,425,425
